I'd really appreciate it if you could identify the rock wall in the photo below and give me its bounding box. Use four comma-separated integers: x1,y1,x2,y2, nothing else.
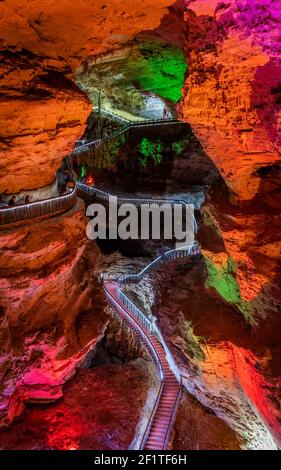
1,0,281,448
180,0,281,202
176,1,281,446
0,0,174,193
0,360,156,450
0,202,108,426
149,255,279,448
0,0,175,427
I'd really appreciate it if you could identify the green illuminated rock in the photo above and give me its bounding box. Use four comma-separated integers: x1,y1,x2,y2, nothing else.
137,43,187,103
205,256,253,323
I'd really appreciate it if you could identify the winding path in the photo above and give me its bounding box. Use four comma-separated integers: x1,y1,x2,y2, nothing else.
73,107,185,155
77,182,200,449
1,113,201,450
0,188,77,225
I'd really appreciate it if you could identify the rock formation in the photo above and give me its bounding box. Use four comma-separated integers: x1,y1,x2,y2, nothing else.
0,203,108,426
181,0,281,202
0,0,280,451
0,0,174,427
0,0,173,193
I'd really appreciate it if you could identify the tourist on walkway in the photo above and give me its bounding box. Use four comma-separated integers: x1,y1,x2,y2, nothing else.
0,195,7,208
86,175,95,187
24,195,30,204
66,180,75,192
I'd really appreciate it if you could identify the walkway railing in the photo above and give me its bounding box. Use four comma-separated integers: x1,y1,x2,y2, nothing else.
80,183,201,449
102,238,200,449
118,244,200,285
0,188,77,225
72,107,184,155
104,280,183,450
77,182,198,234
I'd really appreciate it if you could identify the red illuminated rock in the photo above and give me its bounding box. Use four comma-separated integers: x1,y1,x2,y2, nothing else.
0,202,108,427
0,361,154,450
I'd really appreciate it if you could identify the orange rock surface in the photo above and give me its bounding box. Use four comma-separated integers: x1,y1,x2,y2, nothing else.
0,0,174,427
0,0,173,193
180,0,281,201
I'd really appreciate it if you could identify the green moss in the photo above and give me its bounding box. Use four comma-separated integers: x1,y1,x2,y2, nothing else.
183,320,206,362
205,256,254,323
137,44,187,103
172,140,186,155
139,137,163,166
205,258,240,304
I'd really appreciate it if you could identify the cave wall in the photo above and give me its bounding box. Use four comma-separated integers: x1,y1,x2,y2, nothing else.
0,0,173,194
0,0,280,447
180,0,281,202
0,202,108,426
178,0,281,336
0,0,175,426
176,1,281,446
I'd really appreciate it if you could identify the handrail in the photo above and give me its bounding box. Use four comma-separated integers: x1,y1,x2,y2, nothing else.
72,123,130,155
83,181,202,449
72,108,184,155
0,188,77,225
116,287,181,382
162,376,182,449
104,284,163,376
118,244,200,285
104,283,165,450
76,182,198,235
104,281,179,450
93,106,179,125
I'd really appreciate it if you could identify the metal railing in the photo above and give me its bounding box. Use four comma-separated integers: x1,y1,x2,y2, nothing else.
104,277,186,449
104,283,171,450
118,244,200,285
77,182,198,233
72,107,184,155
117,287,181,382
93,106,179,125
0,188,77,225
78,180,202,449
72,123,130,155
104,285,163,377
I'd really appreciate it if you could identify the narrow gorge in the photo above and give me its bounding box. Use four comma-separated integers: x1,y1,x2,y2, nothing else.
0,0,280,453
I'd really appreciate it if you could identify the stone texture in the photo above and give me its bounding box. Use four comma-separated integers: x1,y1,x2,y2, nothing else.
147,254,280,448
1,0,281,450
180,0,281,201
0,0,174,428
0,202,108,427
0,0,173,194
173,389,242,449
0,65,92,194
0,360,155,450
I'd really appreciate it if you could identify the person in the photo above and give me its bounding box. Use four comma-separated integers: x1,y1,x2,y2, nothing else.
66,180,75,191
24,194,30,204
59,185,66,196
8,196,15,206
0,195,6,208
63,171,71,184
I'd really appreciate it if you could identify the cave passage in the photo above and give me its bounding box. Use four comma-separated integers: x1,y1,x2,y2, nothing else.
1,0,281,455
